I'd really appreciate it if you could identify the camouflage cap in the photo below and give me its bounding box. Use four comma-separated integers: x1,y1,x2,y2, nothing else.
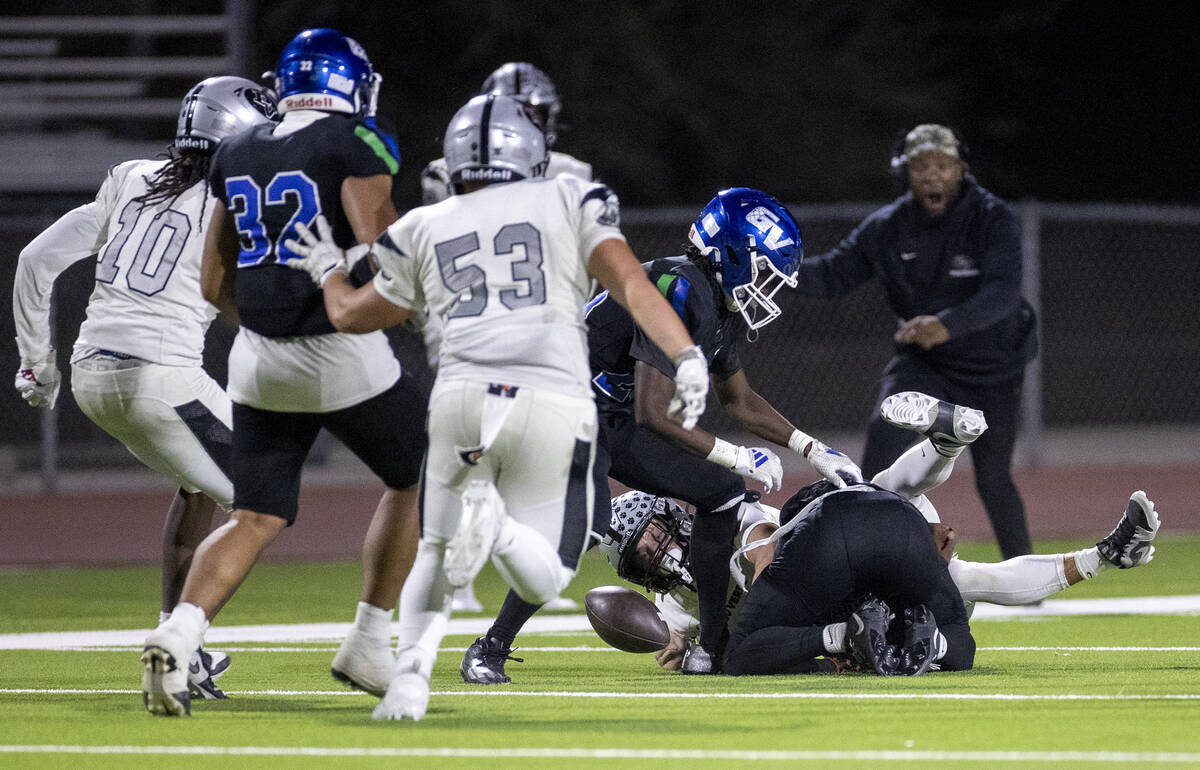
903,124,960,160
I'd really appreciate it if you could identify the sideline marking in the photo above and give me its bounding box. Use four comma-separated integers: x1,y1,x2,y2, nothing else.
1,595,1197,650
3,688,1198,701
2,745,1200,762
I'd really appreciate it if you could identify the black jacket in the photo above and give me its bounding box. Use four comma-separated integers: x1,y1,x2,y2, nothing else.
795,175,1037,385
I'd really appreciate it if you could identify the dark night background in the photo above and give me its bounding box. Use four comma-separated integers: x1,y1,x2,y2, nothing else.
16,1,1199,210
247,1,1199,210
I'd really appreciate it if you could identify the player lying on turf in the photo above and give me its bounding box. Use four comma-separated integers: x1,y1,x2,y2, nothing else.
600,391,1161,674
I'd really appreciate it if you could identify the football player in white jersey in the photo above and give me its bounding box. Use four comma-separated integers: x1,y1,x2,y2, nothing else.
12,76,278,699
601,392,1161,672
284,93,710,720
419,62,592,206
422,62,591,614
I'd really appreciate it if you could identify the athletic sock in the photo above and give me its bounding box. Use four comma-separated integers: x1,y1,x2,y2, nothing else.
353,600,394,639
822,622,847,654
489,590,544,647
1070,547,1111,580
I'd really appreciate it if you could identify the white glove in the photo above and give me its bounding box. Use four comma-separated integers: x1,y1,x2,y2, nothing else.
15,350,61,409
667,345,708,430
282,215,348,286
789,429,864,488
707,438,783,493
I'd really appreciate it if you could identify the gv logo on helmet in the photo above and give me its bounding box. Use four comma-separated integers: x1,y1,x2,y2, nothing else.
745,206,794,250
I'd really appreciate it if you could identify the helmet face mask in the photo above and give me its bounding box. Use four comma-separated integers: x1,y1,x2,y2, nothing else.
444,94,549,191
273,28,379,116
175,76,278,153
601,493,694,594
688,188,802,332
480,62,562,147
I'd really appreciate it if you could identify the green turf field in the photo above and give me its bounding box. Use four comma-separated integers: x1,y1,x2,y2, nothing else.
2,537,1199,767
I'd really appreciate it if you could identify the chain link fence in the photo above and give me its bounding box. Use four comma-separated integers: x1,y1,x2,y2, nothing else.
3,199,1199,483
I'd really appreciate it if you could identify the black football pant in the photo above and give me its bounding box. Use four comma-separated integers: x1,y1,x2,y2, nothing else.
862,354,1032,559
723,489,974,675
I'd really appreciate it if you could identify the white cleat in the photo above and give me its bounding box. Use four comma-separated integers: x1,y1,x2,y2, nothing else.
542,595,580,611
331,628,395,698
373,671,431,721
880,391,987,448
142,625,193,716
444,480,505,588
1097,490,1161,568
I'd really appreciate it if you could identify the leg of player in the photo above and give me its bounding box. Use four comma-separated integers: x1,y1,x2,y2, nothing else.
332,485,420,697
161,488,234,701
142,509,285,716
949,491,1161,608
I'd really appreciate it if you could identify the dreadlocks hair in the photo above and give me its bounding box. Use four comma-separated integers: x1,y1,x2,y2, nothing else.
133,145,213,222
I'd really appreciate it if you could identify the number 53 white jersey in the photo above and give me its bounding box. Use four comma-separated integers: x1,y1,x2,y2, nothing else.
14,158,217,367
372,174,624,396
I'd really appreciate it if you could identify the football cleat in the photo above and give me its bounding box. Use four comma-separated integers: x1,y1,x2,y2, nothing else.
845,594,898,676
331,627,395,698
188,648,230,700
444,480,506,588
1097,490,1161,568
142,625,193,716
897,604,944,676
680,642,721,675
373,655,432,721
460,636,523,685
450,584,485,613
542,595,580,611
880,391,987,449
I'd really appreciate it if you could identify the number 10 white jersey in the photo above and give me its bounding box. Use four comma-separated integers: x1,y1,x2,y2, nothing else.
14,158,217,367
372,174,624,396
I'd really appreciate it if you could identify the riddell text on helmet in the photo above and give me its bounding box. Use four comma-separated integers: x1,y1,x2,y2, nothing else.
282,95,339,110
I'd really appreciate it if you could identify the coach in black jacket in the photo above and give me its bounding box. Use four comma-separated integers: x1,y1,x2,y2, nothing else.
793,124,1037,558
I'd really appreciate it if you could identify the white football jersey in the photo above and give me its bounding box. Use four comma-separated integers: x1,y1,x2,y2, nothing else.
14,159,217,367
373,174,623,396
420,150,594,204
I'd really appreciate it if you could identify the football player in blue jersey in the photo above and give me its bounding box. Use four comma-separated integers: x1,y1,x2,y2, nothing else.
460,188,866,681
141,29,424,717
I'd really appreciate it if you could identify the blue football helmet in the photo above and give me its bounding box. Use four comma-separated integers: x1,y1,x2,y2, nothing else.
272,28,380,116
688,187,801,331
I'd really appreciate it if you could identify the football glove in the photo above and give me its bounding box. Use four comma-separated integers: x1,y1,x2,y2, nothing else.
667,345,708,430
789,429,863,488
282,215,348,286
707,439,783,493
15,350,61,409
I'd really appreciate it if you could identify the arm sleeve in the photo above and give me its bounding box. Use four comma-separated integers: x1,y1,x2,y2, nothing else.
655,590,700,640
937,202,1023,339
792,216,880,297
13,174,115,362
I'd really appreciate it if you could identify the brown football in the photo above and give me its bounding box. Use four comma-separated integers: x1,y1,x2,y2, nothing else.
585,585,671,653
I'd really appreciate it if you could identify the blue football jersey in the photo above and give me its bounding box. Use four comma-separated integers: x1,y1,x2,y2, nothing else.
209,114,399,337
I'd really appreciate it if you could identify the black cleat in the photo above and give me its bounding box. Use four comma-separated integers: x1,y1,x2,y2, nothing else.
880,392,987,450
897,605,942,676
1097,491,1161,569
846,594,898,676
460,636,523,685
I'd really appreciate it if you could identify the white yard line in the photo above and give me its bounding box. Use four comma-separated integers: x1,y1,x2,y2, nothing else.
3,688,1198,701
1,745,1199,763
1,595,1197,650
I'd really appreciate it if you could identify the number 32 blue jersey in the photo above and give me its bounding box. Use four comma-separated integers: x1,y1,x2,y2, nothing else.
209,113,399,337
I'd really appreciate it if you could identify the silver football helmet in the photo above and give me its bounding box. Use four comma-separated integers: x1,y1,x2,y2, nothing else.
599,491,694,594
480,62,562,146
444,94,548,192
174,76,279,154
